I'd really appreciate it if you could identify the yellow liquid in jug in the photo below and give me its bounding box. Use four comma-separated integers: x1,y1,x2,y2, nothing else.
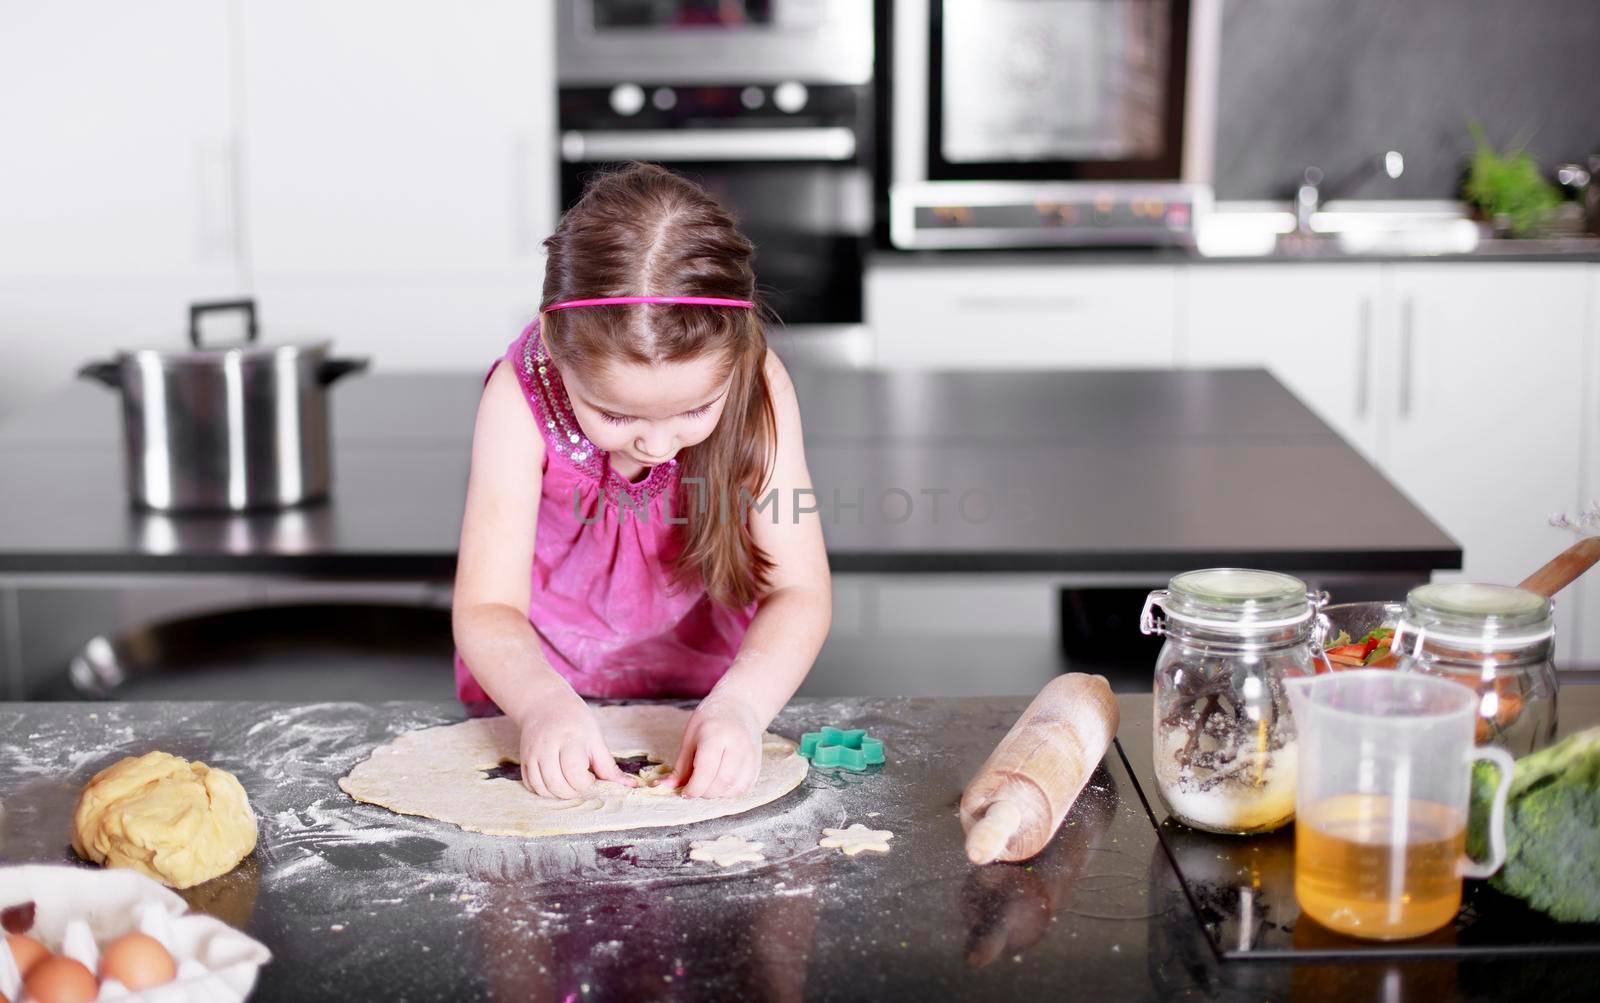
1295,794,1466,940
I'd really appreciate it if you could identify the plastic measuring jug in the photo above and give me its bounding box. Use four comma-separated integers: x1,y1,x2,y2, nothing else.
1285,670,1514,940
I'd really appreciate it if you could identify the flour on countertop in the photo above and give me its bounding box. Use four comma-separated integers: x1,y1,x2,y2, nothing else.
6,697,1113,998
245,700,897,919
2,697,943,988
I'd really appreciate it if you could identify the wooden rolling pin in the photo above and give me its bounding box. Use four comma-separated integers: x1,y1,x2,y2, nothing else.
960,673,1120,865
1519,536,1600,599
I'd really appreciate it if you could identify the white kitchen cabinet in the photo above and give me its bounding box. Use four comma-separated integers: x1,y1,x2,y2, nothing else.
868,261,1178,368
0,1,241,279
1579,265,1600,667
1184,261,1591,665
238,0,555,278
0,1,245,416
1386,265,1588,665
0,0,558,408
1181,264,1384,460
235,0,557,368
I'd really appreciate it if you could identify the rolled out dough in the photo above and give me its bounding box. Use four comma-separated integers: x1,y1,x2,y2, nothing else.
338,705,808,837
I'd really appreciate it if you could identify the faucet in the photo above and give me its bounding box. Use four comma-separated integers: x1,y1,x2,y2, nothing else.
1295,151,1406,236
1295,167,1326,236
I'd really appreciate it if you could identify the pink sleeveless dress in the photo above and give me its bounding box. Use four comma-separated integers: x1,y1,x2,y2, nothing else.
453,321,757,706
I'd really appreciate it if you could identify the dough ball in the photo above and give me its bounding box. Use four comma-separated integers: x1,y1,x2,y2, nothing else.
71,751,257,889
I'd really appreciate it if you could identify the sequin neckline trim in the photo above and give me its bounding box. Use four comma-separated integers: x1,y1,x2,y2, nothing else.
518,322,678,503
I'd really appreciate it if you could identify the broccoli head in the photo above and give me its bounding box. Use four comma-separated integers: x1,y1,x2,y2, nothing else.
1469,726,1600,923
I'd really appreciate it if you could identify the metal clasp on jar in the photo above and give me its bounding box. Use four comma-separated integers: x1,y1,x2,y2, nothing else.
1142,587,1327,639
1140,590,1171,637
1309,588,1332,648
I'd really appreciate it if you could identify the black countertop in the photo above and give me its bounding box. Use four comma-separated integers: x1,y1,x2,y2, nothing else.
872,237,1600,267
0,368,1458,579
3,693,1594,1002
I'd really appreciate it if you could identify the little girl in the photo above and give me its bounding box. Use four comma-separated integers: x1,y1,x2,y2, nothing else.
452,163,832,802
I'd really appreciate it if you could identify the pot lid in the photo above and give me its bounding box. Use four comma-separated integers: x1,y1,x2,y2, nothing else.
119,300,331,361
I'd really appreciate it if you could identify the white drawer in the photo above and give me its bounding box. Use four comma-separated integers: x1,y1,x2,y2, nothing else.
867,261,1178,368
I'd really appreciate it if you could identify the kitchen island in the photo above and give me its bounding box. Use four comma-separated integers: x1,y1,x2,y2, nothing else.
0,368,1457,578
0,367,1460,697
2,691,1594,1002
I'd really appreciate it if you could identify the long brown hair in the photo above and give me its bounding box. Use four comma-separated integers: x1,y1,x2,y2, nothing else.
541,163,776,607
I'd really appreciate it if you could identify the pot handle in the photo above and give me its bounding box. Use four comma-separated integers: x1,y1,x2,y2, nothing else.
189,299,259,348
77,360,121,389
318,356,370,385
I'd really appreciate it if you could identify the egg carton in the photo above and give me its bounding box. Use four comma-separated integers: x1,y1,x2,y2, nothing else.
0,865,271,1002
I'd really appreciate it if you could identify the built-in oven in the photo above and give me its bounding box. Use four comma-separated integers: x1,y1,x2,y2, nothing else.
884,0,1214,249
555,1,875,325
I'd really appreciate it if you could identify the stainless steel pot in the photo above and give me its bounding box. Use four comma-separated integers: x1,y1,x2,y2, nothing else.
79,300,369,512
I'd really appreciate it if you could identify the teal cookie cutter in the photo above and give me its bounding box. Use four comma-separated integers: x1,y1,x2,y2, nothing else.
798,726,885,771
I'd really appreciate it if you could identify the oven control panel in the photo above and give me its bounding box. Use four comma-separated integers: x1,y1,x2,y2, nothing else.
560,83,866,131
890,182,1210,250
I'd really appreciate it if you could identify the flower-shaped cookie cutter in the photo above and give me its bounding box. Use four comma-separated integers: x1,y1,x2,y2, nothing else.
798,726,885,771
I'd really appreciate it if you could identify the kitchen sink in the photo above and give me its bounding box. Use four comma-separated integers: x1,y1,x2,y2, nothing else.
1196,200,1486,257
1306,201,1482,255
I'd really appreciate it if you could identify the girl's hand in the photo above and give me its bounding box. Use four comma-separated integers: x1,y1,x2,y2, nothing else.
667,691,764,799
512,684,637,800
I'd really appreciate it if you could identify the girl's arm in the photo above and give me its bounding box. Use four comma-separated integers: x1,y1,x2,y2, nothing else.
671,350,833,798
453,363,633,799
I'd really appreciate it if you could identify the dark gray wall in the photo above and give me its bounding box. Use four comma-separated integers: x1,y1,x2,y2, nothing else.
1213,0,1600,200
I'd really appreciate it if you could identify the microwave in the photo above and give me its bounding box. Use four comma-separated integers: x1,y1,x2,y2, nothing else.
884,0,1214,249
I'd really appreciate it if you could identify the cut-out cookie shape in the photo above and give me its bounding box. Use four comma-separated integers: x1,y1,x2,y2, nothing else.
818,823,894,856
798,727,885,771
611,752,674,792
613,754,671,781
482,754,673,787
687,833,765,867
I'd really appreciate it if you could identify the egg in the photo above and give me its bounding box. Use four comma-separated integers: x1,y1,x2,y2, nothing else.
3,932,49,975
98,931,176,991
21,955,98,1003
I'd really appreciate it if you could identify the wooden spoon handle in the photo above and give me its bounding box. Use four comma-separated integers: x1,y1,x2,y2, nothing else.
1519,537,1600,598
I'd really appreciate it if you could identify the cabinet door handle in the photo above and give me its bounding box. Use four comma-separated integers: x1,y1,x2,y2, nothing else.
561,127,857,163
1356,296,1372,418
194,137,238,264
1399,295,1415,418
513,132,537,258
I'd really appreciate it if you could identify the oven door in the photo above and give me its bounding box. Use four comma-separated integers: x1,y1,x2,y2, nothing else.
896,0,1189,183
558,0,874,85
560,155,870,325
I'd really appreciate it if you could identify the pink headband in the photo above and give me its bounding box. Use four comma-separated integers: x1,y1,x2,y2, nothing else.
545,295,754,311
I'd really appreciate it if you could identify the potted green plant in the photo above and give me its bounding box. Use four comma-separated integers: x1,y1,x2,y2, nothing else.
1462,123,1562,238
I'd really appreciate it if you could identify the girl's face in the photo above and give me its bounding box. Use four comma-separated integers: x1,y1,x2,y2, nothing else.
559,351,732,469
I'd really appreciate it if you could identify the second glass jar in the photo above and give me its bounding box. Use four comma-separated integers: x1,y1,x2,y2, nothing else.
1394,582,1559,756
